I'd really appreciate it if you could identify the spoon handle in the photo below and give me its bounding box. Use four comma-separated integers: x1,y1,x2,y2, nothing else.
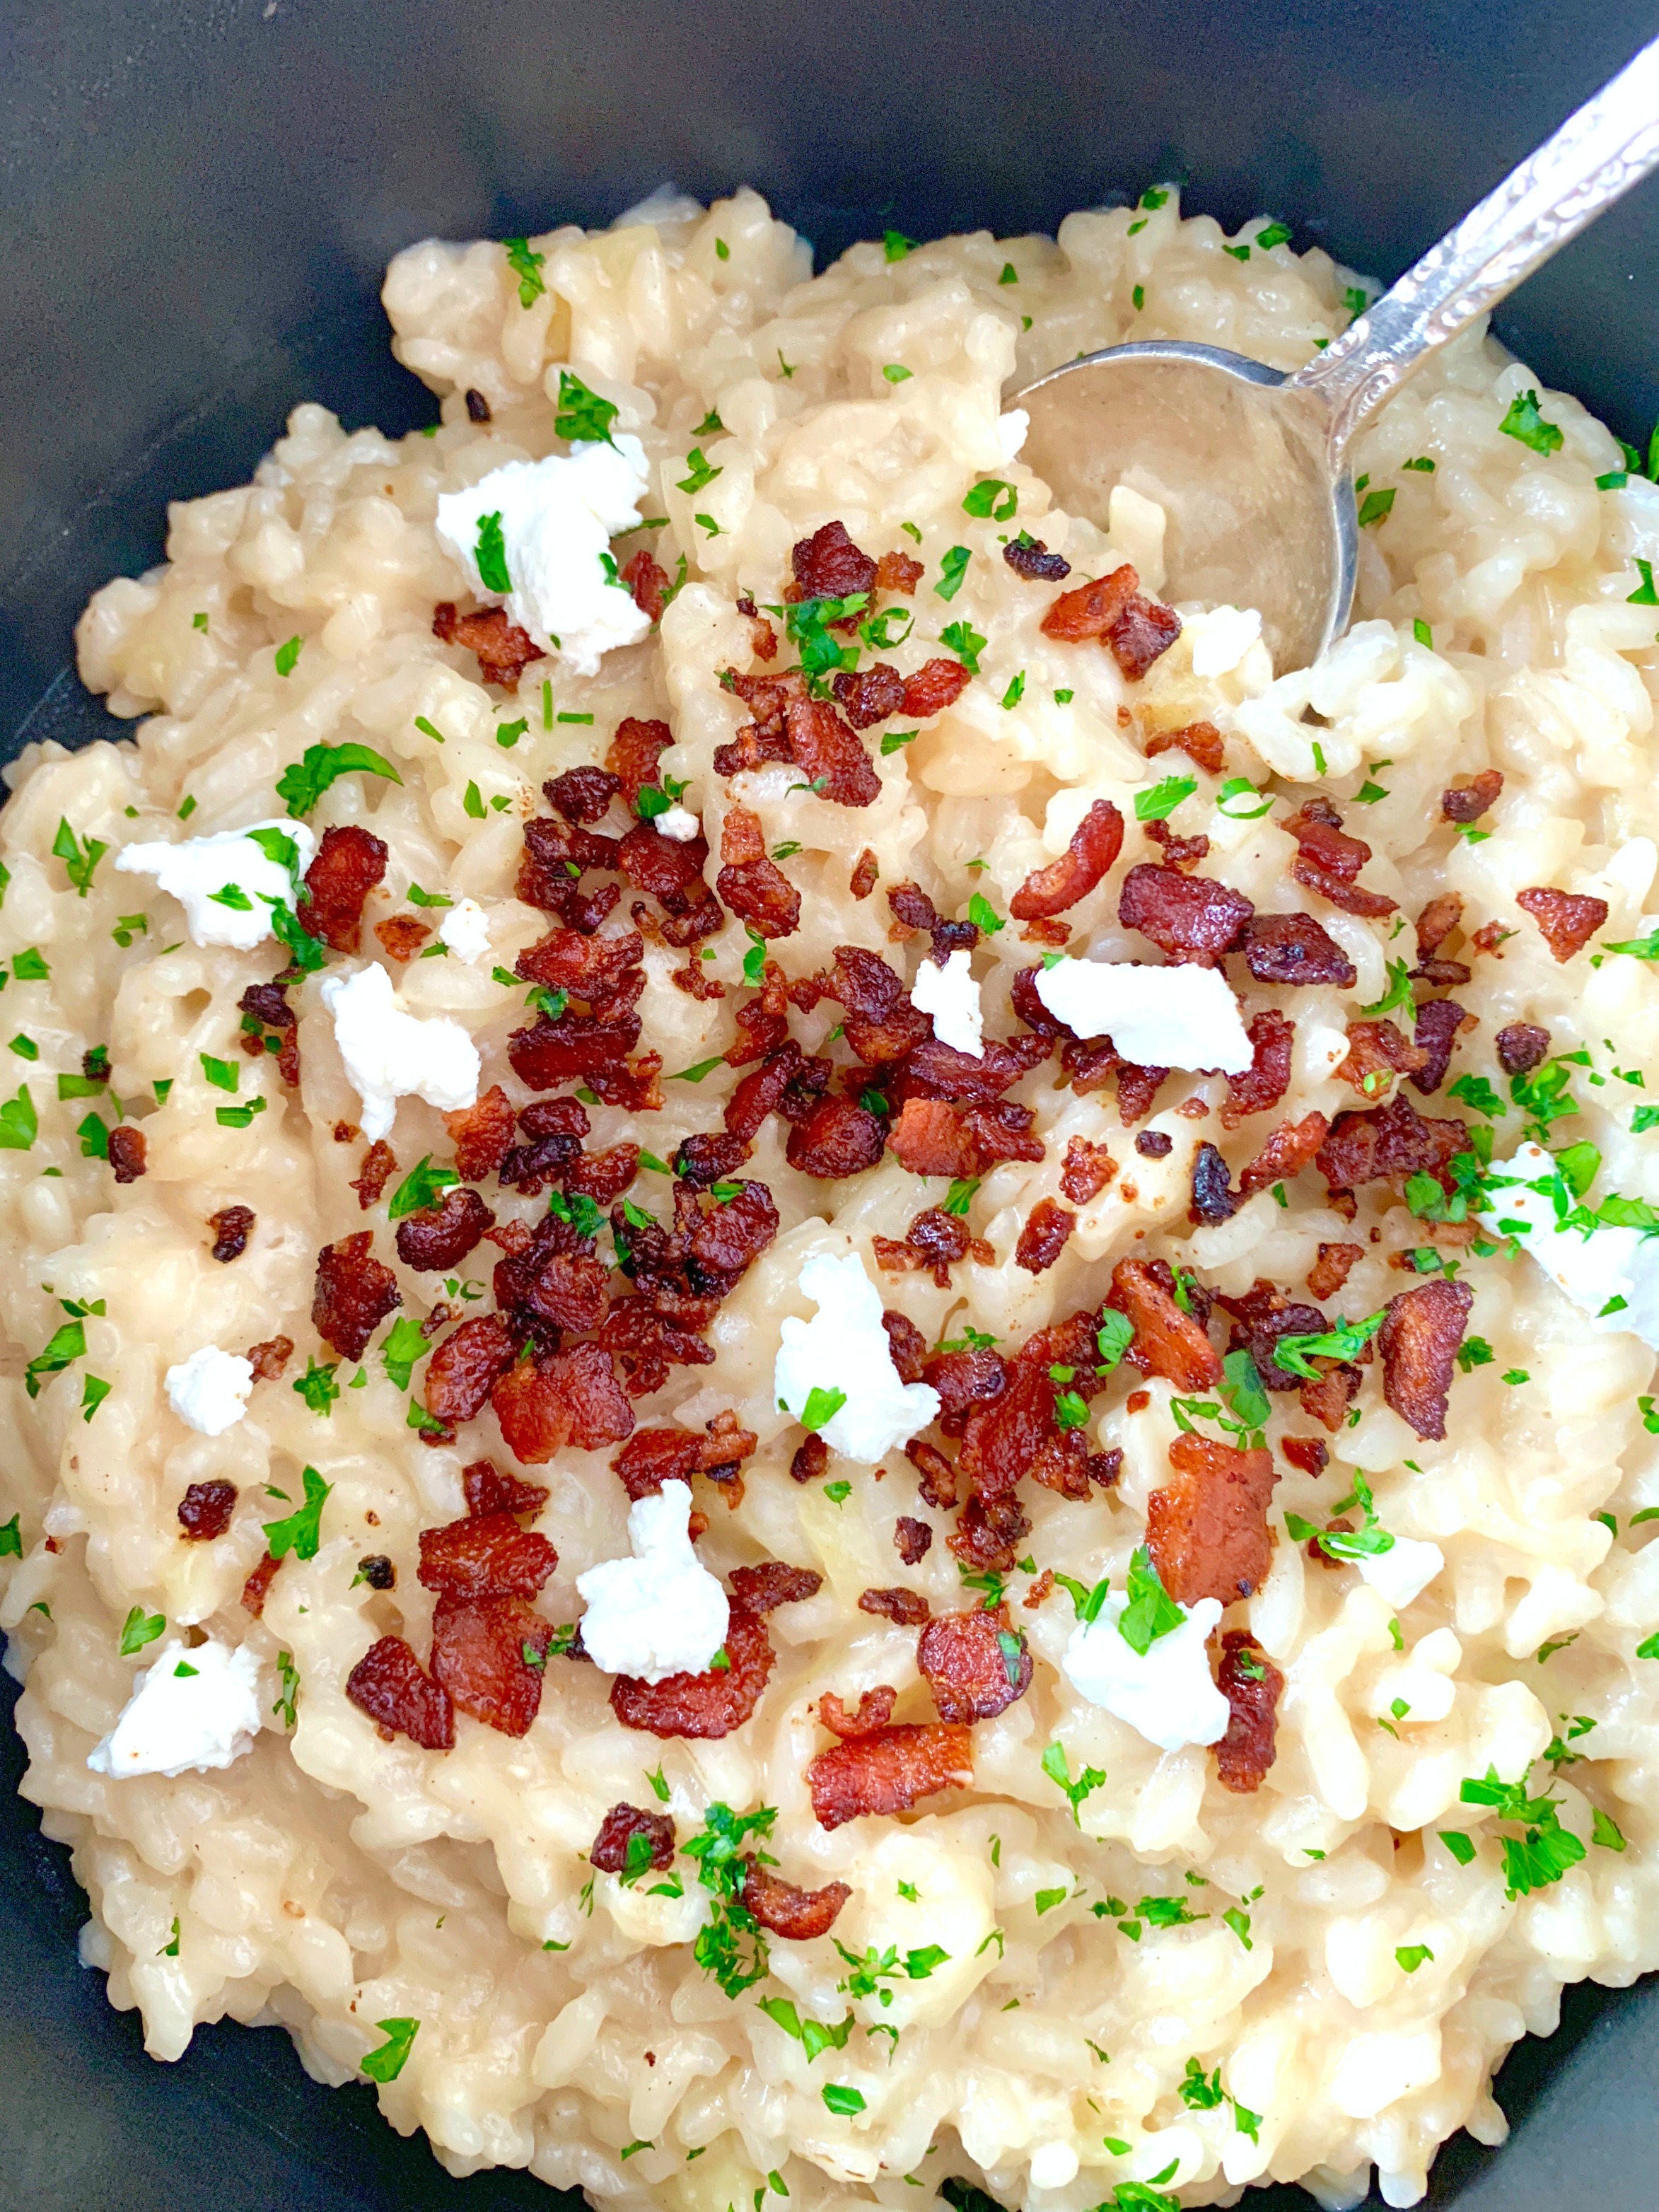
1289,32,1659,453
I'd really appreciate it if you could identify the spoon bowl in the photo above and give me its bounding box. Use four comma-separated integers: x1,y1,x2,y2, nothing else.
1016,29,1659,675
1016,340,1354,676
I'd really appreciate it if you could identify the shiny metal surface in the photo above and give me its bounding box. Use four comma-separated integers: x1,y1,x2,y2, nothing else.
1018,30,1659,674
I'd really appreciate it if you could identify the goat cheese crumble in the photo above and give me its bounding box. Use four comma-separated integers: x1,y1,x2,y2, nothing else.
437,895,491,964
1493,1139,1659,1349
87,1638,263,1778
164,1345,255,1437
320,961,480,1143
654,803,702,842
1186,603,1264,677
1060,1591,1230,1751
774,1251,941,1462
1034,956,1254,1074
909,948,984,1058
435,441,653,677
113,820,317,952
575,1481,730,1682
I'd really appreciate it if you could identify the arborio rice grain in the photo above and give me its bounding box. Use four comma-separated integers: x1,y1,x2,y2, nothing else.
4,182,1659,2212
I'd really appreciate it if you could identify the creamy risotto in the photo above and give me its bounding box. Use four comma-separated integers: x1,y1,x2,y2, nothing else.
4,183,1659,2212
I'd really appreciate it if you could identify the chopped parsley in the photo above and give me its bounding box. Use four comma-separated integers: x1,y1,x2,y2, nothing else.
682,1801,778,1996
554,369,619,448
1458,1764,1586,1895
1286,1472,1396,1564
274,635,303,677
52,819,108,898
933,546,972,601
263,1465,332,1559
1357,486,1395,528
119,1605,166,1656
940,619,986,673
1134,774,1195,821
1040,1740,1106,1824
1498,390,1564,455
503,235,546,306
962,479,1018,521
275,740,402,820
361,2017,419,2083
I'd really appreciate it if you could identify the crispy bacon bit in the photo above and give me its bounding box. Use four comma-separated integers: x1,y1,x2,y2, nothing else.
1015,1197,1076,1274
832,662,907,728
808,1722,973,1829
312,1231,400,1359
793,520,878,603
875,547,925,594
248,1334,293,1380
674,957,726,1002
1282,800,1397,917
1442,770,1503,824
108,1124,147,1182
1315,1092,1470,1195
356,1554,395,1589
351,1140,398,1209
1010,799,1125,920
508,1008,640,1088
241,1550,282,1617
728,1561,823,1616
374,914,431,962
1119,862,1253,964
177,1479,236,1541
920,1356,1006,1446
1300,1363,1361,1433
208,1204,255,1263
1003,535,1071,581
444,1086,516,1182
1411,998,1472,1096
957,1359,1073,1501
1106,1257,1223,1390
1517,885,1609,962
430,1593,551,1735
607,716,674,805
612,1417,758,1501
1146,719,1225,774
888,879,977,961
717,806,801,936
417,1510,557,1600
1307,1241,1363,1300
1110,594,1184,678
425,1314,520,1426
516,925,644,1003
432,601,544,689
902,658,972,720
611,1602,774,1738
590,1801,677,1875
895,1515,933,1564
619,820,724,943
346,1634,455,1749
396,1187,494,1271
1281,1435,1329,1477
567,1143,646,1205
1136,1130,1173,1158
492,1344,634,1461
1496,1021,1551,1076
818,946,931,1061
464,1461,548,1517
1060,1135,1117,1204
783,695,882,807
1470,919,1513,958
1213,1631,1283,1793
886,1098,977,1179
1041,564,1138,641
620,547,670,624
1144,818,1211,873
1189,1141,1238,1226
298,825,388,953
1379,1278,1473,1440
546,765,622,824
859,1585,931,1625
918,1606,1031,1722
1113,1052,1169,1119
791,1433,829,1485
849,849,879,901
947,1488,1030,1572
1221,1008,1294,1129
1241,910,1356,989
1416,892,1464,962
820,1685,899,1738
1146,1431,1279,1605
740,1858,851,1939
1339,1018,1428,1098
902,1440,956,1514
1239,1110,1330,1197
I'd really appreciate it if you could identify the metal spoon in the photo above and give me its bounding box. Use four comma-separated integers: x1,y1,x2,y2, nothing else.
1016,33,1659,675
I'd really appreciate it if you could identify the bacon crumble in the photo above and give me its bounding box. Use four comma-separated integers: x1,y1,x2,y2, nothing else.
742,1858,851,1938
208,1204,255,1263
177,1479,237,1541
1214,1631,1284,1793
1146,1431,1279,1605
1378,1278,1474,1440
1010,800,1125,919
1516,885,1609,962
807,1723,973,1829
432,602,545,689
313,1231,401,1359
299,824,389,953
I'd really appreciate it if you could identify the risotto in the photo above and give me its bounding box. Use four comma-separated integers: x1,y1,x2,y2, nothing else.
4,182,1659,2212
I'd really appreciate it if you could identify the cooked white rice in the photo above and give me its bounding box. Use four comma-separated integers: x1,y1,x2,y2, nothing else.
3,183,1658,2212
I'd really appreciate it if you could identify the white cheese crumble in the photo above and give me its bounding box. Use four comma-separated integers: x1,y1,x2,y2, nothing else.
112,820,318,952
774,1252,942,1463
654,804,702,842
1187,603,1264,677
320,961,480,1143
1034,956,1254,1074
87,1638,263,1779
1060,1591,1229,1752
435,441,653,677
996,409,1030,462
164,1346,255,1437
1358,1537,1445,1612
437,895,491,964
1492,1139,1659,1349
909,948,984,1058
575,1482,730,1682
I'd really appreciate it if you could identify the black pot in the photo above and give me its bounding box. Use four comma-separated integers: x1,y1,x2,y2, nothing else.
2,3,1656,2206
